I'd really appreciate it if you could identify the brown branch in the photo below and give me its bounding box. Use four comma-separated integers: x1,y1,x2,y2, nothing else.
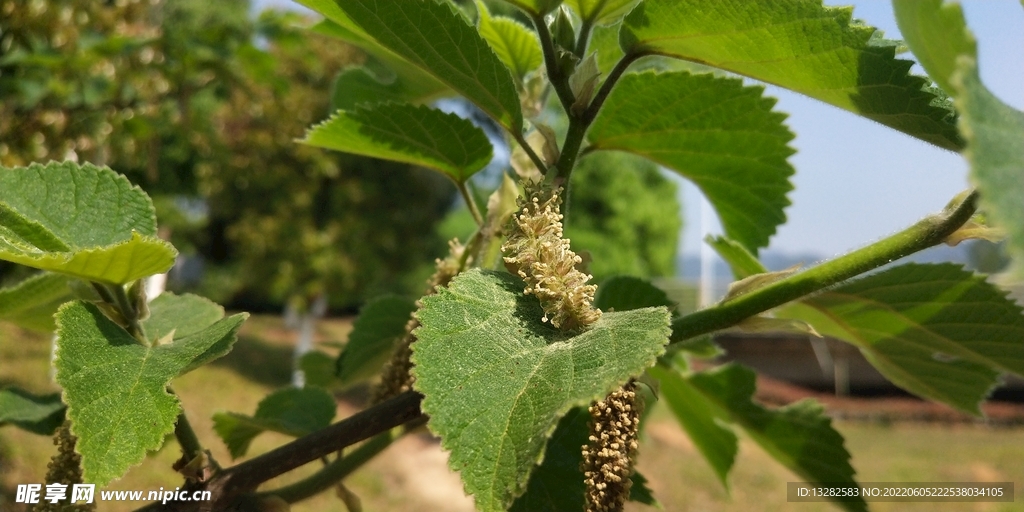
134,391,424,511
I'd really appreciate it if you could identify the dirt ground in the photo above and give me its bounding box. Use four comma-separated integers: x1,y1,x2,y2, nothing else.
3,316,1024,512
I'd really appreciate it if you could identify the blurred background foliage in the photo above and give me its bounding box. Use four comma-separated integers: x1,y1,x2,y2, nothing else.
0,0,682,311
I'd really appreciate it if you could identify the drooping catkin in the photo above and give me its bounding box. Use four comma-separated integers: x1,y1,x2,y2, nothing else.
34,423,96,512
581,380,641,512
372,239,464,403
501,183,600,331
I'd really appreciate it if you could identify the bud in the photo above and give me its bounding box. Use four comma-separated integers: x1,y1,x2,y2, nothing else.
548,6,576,52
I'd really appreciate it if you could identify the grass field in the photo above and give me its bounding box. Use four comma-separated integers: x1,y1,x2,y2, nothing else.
2,315,1023,511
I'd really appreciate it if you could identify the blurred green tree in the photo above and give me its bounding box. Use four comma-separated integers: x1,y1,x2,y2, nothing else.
566,152,681,281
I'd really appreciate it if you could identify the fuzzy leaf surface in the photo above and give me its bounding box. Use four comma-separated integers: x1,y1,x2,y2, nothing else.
620,0,963,150
893,0,1024,272
684,363,864,511
54,301,246,485
509,407,657,511
0,272,71,331
588,71,794,252
142,292,237,375
303,103,493,184
0,387,65,435
213,387,336,458
332,0,523,133
782,263,1024,415
477,1,542,81
0,162,176,283
412,269,670,511
336,295,417,387
566,0,639,25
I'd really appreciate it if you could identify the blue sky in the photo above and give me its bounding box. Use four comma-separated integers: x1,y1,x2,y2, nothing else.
678,1,1024,257
256,0,1023,258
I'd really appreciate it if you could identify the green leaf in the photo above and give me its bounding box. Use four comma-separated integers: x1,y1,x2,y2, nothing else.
477,1,543,81
620,0,963,151
566,0,639,25
336,295,417,388
302,103,494,184
499,0,563,17
300,350,337,389
213,387,336,459
142,292,225,342
685,363,864,512
0,272,72,331
649,365,737,488
54,301,247,485
891,0,975,98
0,162,176,284
588,71,795,252
332,0,523,133
508,407,589,512
412,269,670,511
509,407,657,511
781,263,1024,415
594,275,673,312
0,387,65,435
589,23,625,74
142,292,237,375
705,235,767,280
893,0,1024,273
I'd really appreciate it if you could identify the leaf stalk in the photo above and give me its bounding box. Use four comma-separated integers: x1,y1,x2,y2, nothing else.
670,190,980,343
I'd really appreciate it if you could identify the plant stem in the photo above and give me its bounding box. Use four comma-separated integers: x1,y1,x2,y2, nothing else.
582,52,641,125
551,118,589,188
205,391,423,502
670,190,979,343
513,130,550,175
259,417,428,504
107,282,145,342
172,404,206,468
531,12,575,112
574,16,595,58
458,181,484,226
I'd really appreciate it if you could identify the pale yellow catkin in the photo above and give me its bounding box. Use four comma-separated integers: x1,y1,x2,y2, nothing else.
501,183,600,331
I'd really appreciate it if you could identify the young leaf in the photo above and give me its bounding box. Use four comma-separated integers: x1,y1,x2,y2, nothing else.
619,0,963,151
302,103,493,184
332,0,523,133
0,271,72,331
213,387,336,459
509,407,657,511
54,301,247,486
587,71,795,252
593,275,673,312
411,269,670,511
0,162,176,284
648,365,737,488
668,363,865,512
565,0,639,25
781,263,1024,415
477,1,543,82
336,295,417,388
893,0,1024,274
705,235,768,280
0,387,65,435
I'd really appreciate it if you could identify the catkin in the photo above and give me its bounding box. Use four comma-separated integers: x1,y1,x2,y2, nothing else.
501,183,600,331
581,381,641,512
34,423,95,512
